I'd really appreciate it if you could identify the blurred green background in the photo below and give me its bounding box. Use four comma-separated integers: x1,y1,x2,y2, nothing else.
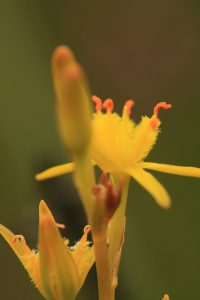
0,0,200,299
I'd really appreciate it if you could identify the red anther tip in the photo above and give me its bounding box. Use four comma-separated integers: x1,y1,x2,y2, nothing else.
12,235,26,244
153,102,172,116
84,225,91,234
125,99,135,116
102,98,114,112
92,95,103,111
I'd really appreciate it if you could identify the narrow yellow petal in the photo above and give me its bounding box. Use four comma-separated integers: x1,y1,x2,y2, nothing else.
141,162,200,178
35,162,75,181
130,116,159,163
0,225,45,297
127,167,171,209
39,200,79,300
71,226,95,290
0,224,31,257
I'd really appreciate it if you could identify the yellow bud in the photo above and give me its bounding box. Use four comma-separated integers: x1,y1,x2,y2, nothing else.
52,46,92,154
39,200,79,300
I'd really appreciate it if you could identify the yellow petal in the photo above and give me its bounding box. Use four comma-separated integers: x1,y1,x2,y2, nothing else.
91,111,135,172
141,162,200,178
127,167,171,208
39,200,79,300
130,116,159,164
0,225,45,297
35,162,75,181
71,226,95,290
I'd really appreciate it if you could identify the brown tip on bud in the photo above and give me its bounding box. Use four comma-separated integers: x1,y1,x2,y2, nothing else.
52,46,75,69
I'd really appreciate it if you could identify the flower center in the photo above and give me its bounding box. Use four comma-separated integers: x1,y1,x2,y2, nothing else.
91,96,135,173
91,96,172,174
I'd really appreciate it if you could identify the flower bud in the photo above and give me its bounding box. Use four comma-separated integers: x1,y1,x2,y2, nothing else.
39,200,79,300
52,46,92,154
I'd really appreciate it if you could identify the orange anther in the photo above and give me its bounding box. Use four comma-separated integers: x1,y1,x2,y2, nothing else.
83,225,91,234
124,99,135,117
102,98,114,112
56,223,66,229
153,102,172,116
92,95,103,111
12,235,26,244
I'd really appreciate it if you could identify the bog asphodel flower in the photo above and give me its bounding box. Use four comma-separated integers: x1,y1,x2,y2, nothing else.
0,200,94,300
36,96,200,209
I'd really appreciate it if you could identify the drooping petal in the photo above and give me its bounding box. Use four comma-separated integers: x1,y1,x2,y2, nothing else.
0,225,45,297
127,167,171,208
35,162,75,181
39,200,79,300
140,162,200,178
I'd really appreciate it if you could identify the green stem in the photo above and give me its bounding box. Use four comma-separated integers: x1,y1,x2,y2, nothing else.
74,151,95,216
74,152,113,299
92,226,114,300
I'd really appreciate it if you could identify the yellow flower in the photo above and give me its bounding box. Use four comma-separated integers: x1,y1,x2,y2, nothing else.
36,97,200,209
0,200,94,300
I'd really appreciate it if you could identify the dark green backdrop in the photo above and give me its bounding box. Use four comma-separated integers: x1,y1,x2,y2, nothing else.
0,1,200,299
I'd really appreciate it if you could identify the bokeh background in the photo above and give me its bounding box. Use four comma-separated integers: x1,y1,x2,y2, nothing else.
0,0,200,299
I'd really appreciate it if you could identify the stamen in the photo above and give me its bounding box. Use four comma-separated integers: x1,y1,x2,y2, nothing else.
83,225,91,234
56,223,66,229
12,235,26,245
153,102,172,116
92,95,103,111
124,99,135,117
102,98,114,112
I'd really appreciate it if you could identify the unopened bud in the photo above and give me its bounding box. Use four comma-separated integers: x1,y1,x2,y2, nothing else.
52,46,92,154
